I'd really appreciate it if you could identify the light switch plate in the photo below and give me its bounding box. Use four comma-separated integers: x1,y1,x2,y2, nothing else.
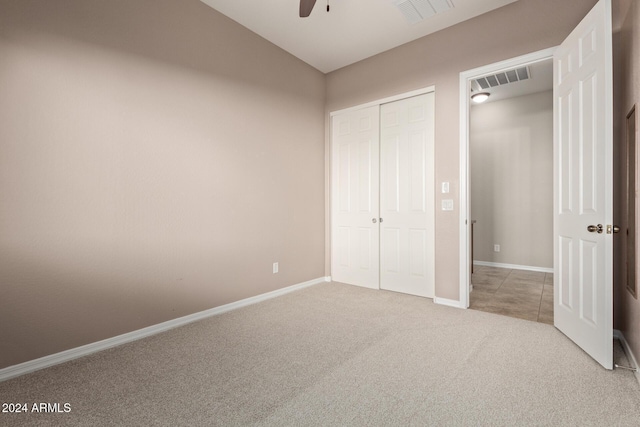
442,199,454,211
442,182,450,193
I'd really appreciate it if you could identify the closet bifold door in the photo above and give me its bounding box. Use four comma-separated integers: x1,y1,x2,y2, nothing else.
331,106,380,289
330,91,435,298
379,93,435,298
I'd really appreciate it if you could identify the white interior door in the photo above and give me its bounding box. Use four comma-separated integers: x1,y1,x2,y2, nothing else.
331,106,380,289
380,93,435,297
554,0,613,369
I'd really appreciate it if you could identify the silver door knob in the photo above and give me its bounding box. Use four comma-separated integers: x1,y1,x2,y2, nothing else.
587,224,603,233
372,218,377,223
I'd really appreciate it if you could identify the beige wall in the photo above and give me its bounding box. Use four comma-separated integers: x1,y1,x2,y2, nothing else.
4,0,634,372
613,0,640,367
325,0,598,300
0,0,326,369
470,91,553,269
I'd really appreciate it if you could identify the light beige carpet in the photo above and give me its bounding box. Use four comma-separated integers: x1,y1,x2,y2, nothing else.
1,282,639,426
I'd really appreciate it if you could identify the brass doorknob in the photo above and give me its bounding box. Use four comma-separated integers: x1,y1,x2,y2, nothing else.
587,224,603,233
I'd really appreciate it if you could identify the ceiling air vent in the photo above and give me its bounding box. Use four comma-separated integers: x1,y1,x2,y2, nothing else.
393,0,454,24
473,66,530,91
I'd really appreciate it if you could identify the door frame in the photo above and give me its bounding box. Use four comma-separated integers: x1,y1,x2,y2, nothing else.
329,86,436,117
458,48,557,308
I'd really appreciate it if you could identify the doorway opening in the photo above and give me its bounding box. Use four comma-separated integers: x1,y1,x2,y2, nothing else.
460,0,614,370
469,59,554,323
459,48,555,323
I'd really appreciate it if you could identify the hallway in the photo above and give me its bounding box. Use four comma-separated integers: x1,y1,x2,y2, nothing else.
470,266,553,324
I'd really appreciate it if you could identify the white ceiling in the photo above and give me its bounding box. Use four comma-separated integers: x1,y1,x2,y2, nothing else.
199,0,520,73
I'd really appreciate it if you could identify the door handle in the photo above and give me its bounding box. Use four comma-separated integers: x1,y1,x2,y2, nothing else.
587,224,603,233
372,218,377,223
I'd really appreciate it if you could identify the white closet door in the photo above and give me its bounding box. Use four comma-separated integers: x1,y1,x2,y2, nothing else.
380,93,435,297
331,106,380,289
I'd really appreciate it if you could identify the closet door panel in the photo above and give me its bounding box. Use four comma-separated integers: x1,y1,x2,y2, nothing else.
380,93,435,298
331,106,380,289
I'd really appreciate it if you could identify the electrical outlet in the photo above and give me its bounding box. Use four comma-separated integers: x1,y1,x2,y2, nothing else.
273,262,279,274
494,245,500,252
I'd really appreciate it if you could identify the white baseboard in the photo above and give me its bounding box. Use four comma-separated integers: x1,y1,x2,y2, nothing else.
0,276,329,383
613,329,640,384
434,297,465,309
473,261,553,274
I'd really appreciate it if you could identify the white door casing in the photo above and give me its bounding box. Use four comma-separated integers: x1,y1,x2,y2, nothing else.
459,48,556,309
553,0,613,369
331,106,380,289
380,93,435,297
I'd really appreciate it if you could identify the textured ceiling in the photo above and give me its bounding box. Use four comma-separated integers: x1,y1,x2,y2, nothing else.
199,0,520,73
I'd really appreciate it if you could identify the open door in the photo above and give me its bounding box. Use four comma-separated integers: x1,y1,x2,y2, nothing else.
554,0,613,369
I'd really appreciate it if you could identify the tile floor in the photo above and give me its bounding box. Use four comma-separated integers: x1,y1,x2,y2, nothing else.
470,266,554,324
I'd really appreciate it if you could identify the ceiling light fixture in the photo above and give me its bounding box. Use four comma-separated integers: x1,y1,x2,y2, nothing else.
471,92,490,103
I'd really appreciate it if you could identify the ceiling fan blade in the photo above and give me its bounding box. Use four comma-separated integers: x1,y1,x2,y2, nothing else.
299,0,317,17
